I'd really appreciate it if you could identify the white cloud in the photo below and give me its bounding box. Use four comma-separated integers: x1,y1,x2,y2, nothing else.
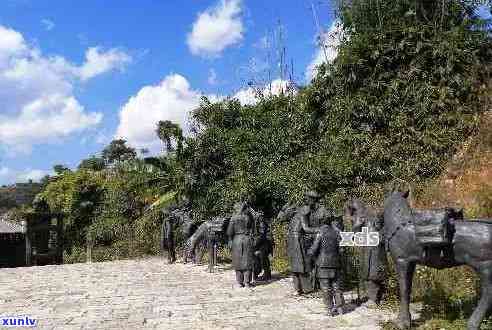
0,167,49,185
208,68,218,85
187,0,244,57
41,19,55,31
116,74,204,152
0,25,131,154
0,25,27,63
306,21,344,82
77,47,132,81
233,79,297,106
0,95,102,153
0,167,10,177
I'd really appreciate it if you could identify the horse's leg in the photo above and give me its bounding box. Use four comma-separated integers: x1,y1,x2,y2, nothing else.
468,266,492,330
395,259,416,329
195,241,206,264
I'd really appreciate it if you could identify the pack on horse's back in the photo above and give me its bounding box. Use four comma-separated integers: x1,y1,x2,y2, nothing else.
412,208,463,247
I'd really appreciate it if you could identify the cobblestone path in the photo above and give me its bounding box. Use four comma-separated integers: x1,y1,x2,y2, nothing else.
0,258,393,329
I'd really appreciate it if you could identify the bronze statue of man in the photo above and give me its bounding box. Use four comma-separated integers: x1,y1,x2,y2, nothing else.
310,202,344,290
227,201,256,287
287,191,321,294
353,213,387,306
253,211,273,281
308,220,345,316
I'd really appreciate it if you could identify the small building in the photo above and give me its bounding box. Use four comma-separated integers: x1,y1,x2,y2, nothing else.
0,219,27,268
0,213,63,268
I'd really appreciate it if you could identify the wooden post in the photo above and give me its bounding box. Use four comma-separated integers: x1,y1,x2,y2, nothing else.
86,232,92,263
57,215,63,264
23,220,31,267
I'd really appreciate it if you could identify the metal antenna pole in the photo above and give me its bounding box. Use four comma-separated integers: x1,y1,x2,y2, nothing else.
311,2,330,64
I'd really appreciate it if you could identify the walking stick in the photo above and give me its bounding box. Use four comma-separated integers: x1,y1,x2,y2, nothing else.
213,239,218,272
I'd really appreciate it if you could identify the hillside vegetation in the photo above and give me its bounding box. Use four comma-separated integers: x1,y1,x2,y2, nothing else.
414,111,492,215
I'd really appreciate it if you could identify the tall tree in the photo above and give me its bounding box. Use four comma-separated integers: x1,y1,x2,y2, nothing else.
156,120,184,155
101,139,137,165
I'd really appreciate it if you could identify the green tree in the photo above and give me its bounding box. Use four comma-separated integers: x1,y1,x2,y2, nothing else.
0,193,17,210
156,120,184,155
78,156,106,171
180,0,491,216
101,139,137,164
37,170,105,252
308,0,492,184
53,164,70,175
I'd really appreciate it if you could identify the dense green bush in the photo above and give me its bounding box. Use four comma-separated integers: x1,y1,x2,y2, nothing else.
271,222,289,273
37,157,177,261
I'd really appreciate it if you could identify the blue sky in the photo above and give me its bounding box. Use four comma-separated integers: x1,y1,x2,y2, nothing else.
0,0,336,185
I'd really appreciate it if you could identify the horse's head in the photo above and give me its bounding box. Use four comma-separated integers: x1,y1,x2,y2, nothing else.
384,188,410,208
275,203,297,223
383,188,412,229
233,201,247,214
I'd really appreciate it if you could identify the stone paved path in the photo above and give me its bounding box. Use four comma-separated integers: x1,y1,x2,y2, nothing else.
0,258,393,329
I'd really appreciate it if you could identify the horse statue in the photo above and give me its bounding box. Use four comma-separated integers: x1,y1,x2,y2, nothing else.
184,205,272,276
180,218,201,262
183,220,211,263
183,217,230,267
348,190,492,330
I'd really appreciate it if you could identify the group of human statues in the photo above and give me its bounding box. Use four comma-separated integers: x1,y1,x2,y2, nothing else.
160,197,273,281
160,188,492,330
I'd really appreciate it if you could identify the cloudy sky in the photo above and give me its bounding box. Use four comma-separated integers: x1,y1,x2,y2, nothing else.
0,0,338,185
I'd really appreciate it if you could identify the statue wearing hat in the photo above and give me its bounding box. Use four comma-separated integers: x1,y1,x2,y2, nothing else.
227,201,256,287
287,190,322,294
307,218,345,316
309,199,345,291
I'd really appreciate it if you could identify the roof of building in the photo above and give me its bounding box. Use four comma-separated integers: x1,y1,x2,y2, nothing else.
0,219,25,234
